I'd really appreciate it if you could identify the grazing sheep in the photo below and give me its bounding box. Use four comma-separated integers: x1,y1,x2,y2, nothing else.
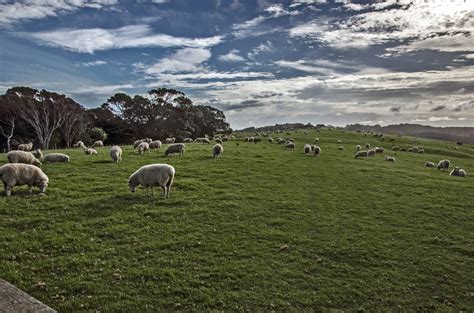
276,138,286,144
165,137,176,144
248,137,255,143
365,143,371,149
44,153,70,163
165,143,185,157
384,156,396,162
338,146,344,151
31,149,43,160
110,146,122,162
7,151,42,167
337,139,342,144
92,140,104,148
437,159,450,171
0,163,48,197
149,140,162,150
354,150,368,159
313,145,321,156
356,145,361,151
425,161,435,168
268,138,274,143
183,138,194,143
213,144,224,158
375,147,384,154
304,144,311,154
392,146,400,151
407,148,414,152
418,149,424,154
18,142,33,151
145,138,152,144
196,137,211,144
128,164,175,198
450,167,467,177
133,139,144,149
367,149,376,157
84,148,97,155
314,138,319,143
216,138,223,144
400,148,407,152
412,146,419,153
286,142,295,150
137,142,149,154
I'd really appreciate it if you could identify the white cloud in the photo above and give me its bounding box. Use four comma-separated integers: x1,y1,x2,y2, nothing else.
70,83,135,95
218,49,246,62
248,41,273,60
77,60,107,67
0,0,117,26
20,24,223,53
144,48,211,75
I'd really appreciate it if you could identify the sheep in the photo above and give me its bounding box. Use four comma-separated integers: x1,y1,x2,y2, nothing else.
73,140,85,148
7,151,42,167
407,148,414,152
384,156,396,162
338,146,344,151
213,144,224,158
277,138,286,144
285,142,295,150
313,145,321,156
389,138,395,142
418,149,425,154
392,146,400,151
128,164,175,198
304,144,311,154
133,139,143,149
425,161,435,168
216,138,223,145
314,138,319,143
354,150,368,158
145,138,152,144
44,153,70,163
149,140,162,150
165,143,185,157
356,145,361,151
337,139,342,144
92,140,104,148
196,137,211,144
0,163,48,197
367,149,376,157
183,138,194,143
84,148,97,155
110,146,122,163
31,149,43,160
268,138,274,143
450,167,467,178
400,148,407,152
375,147,384,154
365,143,371,149
412,146,419,153
248,137,255,143
165,137,176,144
437,159,450,171
137,142,149,154
18,142,33,151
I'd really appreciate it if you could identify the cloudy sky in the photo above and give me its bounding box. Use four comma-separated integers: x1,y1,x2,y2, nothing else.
1,0,473,129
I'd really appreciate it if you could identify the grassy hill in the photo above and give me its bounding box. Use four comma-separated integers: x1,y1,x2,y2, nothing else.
1,129,473,311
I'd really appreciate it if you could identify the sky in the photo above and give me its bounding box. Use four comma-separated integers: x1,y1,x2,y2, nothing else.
0,0,473,129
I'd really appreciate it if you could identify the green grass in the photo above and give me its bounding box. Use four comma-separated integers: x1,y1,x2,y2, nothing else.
1,129,473,311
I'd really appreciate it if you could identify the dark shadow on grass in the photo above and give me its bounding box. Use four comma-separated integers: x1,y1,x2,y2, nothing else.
93,160,115,164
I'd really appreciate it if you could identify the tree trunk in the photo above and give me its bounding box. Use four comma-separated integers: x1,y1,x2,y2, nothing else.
0,119,15,152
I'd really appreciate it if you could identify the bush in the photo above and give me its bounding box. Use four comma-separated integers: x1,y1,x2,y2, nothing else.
89,127,108,142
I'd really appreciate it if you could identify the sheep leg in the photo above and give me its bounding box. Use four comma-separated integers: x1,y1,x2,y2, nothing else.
6,186,12,197
151,186,155,196
28,185,33,194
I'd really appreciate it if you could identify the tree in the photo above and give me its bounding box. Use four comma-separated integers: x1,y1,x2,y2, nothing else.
59,102,89,147
88,127,107,142
0,92,19,152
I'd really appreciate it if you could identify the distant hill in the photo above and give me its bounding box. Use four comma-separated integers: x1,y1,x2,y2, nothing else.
345,123,474,144
239,123,325,133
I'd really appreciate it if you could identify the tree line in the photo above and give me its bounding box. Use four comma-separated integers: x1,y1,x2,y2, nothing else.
0,87,231,151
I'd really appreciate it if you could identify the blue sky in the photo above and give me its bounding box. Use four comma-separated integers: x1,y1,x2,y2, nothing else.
1,0,473,129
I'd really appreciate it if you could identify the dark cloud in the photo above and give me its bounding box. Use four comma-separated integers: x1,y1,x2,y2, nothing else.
430,105,446,112
390,106,401,113
253,91,283,99
220,99,266,111
453,100,474,112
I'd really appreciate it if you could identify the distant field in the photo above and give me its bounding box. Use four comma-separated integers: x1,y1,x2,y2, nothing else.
1,129,473,311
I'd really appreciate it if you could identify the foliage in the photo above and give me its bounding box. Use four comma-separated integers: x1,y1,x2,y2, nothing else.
88,127,108,142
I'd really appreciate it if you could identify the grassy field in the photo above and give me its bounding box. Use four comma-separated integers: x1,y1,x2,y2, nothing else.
1,129,473,311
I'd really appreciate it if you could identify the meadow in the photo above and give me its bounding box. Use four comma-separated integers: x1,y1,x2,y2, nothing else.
1,129,473,311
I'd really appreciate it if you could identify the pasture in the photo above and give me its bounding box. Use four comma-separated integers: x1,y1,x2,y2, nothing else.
1,129,473,311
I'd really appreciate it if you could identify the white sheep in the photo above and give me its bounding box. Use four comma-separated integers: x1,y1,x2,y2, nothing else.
196,137,211,144
437,159,450,171
425,161,435,168
304,144,311,154
149,140,162,150
450,167,467,177
365,143,371,149
384,156,396,162
84,148,98,155
337,139,342,144
268,138,274,143
133,139,143,149
7,151,42,167
418,149,425,154
313,145,321,156
32,149,43,160
216,138,223,145
73,140,85,148
367,149,376,157
183,138,194,143
213,143,224,158
314,138,319,143
356,145,361,151
354,150,368,158
145,138,152,143
286,142,295,149
128,164,175,198
137,142,149,154
109,146,122,162
165,137,176,144
92,140,104,148
165,143,185,157
375,147,384,154
44,153,70,163
18,142,33,151
0,163,48,197
338,146,344,151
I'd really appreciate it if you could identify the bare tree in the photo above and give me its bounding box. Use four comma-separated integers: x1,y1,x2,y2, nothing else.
0,92,19,152
60,103,89,147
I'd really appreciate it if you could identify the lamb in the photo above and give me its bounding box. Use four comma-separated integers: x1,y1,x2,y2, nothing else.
0,163,48,197
450,167,467,177
84,148,97,155
165,143,185,157
356,145,361,151
128,164,175,198
384,156,396,162
437,159,450,171
7,151,42,167
354,150,368,159
183,138,194,143
44,153,70,163
32,149,43,160
149,140,162,150
338,146,344,151
18,142,33,151
213,143,224,158
375,147,384,154
425,161,435,168
367,149,376,157
137,142,149,154
109,146,122,162
165,137,176,144
216,138,223,145
92,140,104,148
285,142,295,149
133,139,143,149
304,144,311,154
73,140,85,148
